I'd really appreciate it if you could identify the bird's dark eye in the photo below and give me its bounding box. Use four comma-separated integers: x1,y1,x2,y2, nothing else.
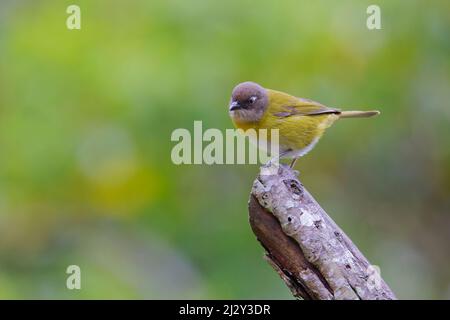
248,96,257,104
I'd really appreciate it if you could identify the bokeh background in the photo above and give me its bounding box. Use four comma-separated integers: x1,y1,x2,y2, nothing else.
0,0,449,299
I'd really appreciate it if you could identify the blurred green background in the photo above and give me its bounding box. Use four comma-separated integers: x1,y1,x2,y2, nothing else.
0,0,449,299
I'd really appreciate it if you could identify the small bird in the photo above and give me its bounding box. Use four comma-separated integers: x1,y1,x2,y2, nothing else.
228,81,380,168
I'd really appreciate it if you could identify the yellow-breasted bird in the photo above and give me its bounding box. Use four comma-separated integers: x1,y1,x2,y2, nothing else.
228,81,380,168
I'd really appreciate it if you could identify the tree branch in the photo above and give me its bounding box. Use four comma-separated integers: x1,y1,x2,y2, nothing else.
248,163,397,300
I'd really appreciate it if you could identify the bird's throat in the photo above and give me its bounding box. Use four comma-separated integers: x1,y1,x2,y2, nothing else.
232,118,259,131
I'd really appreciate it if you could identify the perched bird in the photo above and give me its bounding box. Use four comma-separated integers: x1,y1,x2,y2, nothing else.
228,81,380,168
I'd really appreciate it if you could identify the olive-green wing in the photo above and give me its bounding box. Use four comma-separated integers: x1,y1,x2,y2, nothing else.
273,97,341,118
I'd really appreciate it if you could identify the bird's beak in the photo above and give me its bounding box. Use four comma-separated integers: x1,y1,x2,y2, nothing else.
229,101,242,111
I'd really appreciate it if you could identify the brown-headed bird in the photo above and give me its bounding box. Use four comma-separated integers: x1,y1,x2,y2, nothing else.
228,81,379,168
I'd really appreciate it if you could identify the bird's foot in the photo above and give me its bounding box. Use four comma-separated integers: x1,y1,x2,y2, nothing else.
289,158,299,168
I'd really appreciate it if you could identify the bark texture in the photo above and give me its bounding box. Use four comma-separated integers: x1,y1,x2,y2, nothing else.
248,163,396,300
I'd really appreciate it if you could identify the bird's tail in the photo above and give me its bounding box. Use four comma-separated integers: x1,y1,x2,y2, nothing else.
339,110,380,118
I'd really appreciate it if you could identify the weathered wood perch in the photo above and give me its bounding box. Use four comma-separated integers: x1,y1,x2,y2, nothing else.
248,163,396,300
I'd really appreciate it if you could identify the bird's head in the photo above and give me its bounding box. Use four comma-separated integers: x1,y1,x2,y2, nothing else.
229,81,268,123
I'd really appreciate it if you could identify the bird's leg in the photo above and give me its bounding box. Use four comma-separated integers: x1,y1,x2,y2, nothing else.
290,157,299,168
261,150,292,176
267,149,291,166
